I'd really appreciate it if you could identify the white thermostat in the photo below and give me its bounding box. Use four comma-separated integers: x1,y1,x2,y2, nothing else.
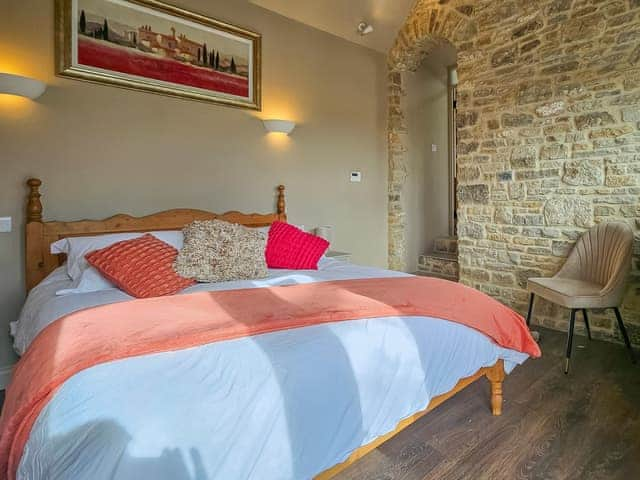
0,217,12,233
350,171,362,183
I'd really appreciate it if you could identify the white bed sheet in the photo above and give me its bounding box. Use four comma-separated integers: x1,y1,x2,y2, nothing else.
12,258,407,356
13,259,529,480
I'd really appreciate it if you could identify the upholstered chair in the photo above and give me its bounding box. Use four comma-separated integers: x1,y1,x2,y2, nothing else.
526,221,636,374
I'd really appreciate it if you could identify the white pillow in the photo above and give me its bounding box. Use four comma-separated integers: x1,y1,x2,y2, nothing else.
56,267,116,296
51,231,183,282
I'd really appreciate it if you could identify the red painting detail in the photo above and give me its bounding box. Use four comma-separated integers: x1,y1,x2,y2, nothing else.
78,38,249,98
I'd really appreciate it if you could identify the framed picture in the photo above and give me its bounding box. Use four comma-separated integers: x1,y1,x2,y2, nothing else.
56,0,261,109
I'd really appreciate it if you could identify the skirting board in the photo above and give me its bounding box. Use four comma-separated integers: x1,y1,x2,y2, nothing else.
0,365,13,390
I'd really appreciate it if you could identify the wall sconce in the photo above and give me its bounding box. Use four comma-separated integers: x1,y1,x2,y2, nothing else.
0,72,47,100
263,119,296,135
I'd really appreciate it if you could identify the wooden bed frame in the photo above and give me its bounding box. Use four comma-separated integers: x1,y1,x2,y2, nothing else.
24,178,287,292
23,177,506,479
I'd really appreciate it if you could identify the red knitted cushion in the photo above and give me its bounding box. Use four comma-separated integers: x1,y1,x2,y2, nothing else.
265,222,330,270
86,234,195,298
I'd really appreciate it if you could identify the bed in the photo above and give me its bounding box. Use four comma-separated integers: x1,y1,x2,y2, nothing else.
0,178,538,480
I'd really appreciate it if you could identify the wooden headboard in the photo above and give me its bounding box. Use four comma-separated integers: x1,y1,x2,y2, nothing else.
24,178,287,292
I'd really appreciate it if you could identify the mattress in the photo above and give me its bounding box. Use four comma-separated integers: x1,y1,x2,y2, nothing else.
11,258,528,480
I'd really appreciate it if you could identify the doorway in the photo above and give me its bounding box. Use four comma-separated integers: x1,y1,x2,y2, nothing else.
405,44,458,277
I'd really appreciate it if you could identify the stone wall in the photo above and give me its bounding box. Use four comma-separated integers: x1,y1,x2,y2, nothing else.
388,0,640,344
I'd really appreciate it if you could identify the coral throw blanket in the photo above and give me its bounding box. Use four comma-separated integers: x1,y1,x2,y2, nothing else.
0,277,540,478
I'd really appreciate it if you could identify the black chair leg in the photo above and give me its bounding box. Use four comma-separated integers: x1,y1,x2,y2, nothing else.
565,309,577,374
582,309,592,340
613,307,636,364
526,293,535,326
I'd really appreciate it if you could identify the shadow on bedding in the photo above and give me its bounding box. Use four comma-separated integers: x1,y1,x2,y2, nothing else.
15,285,369,479
20,420,208,480
205,288,366,479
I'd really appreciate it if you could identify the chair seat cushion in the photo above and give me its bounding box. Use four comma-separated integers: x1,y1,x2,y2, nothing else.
527,277,608,309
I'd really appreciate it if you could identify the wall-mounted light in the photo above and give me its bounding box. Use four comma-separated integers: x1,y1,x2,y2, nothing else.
0,73,47,100
263,119,296,135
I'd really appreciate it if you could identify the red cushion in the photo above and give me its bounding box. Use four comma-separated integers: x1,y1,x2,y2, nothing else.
265,222,330,270
86,234,195,298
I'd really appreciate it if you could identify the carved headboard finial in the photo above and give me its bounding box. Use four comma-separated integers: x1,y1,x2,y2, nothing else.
277,185,286,216
27,178,43,223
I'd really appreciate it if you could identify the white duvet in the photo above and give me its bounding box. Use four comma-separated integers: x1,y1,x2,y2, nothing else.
12,259,528,480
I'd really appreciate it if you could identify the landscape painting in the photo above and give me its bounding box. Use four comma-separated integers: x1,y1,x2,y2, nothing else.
56,0,261,109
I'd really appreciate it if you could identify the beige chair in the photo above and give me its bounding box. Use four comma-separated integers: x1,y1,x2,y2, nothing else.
526,221,636,373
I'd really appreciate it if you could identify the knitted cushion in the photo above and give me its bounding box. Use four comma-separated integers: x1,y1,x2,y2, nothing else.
86,234,195,298
265,221,329,270
174,220,269,283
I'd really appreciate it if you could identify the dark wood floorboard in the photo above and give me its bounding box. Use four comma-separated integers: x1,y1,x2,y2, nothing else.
336,328,640,480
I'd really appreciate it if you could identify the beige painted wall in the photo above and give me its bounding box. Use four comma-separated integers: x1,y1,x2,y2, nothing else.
0,0,387,367
405,57,450,271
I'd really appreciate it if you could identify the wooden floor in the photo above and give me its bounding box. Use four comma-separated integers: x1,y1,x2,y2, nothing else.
335,328,640,480
0,329,638,479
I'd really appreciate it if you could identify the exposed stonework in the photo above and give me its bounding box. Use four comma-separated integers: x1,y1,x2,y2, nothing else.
388,0,640,345
417,237,460,281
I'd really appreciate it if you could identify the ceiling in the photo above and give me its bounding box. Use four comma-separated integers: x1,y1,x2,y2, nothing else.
249,0,416,53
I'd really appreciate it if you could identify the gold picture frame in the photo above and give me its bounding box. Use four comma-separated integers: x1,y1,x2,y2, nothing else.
55,0,262,109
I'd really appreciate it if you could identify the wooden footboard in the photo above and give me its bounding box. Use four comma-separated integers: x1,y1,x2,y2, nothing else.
315,359,505,479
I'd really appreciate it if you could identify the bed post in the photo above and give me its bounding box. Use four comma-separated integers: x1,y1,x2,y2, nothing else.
277,185,286,221
27,178,43,222
26,178,45,292
486,359,505,416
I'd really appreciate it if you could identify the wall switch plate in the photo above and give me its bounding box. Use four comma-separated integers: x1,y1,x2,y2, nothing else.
498,170,514,182
350,171,362,183
0,217,11,233
431,144,438,152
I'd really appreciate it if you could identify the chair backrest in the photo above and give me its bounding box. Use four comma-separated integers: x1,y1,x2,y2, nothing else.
558,222,633,284
557,222,634,299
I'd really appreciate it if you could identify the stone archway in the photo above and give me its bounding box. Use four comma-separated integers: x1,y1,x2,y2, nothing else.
386,1,477,271
386,0,640,345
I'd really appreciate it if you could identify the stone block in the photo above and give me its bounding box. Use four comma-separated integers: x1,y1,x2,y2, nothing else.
622,107,640,122
575,111,616,129
458,184,490,204
606,174,638,187
511,146,538,168
458,165,481,182
563,159,604,185
544,198,594,227
517,82,553,105
495,207,513,224
503,113,534,127
458,141,479,155
540,144,568,160
491,45,518,67
535,101,566,117
458,222,485,239
457,111,479,128
512,18,543,39
513,214,545,226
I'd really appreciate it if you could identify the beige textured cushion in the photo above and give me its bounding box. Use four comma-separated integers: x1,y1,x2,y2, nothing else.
527,277,605,309
174,220,268,283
